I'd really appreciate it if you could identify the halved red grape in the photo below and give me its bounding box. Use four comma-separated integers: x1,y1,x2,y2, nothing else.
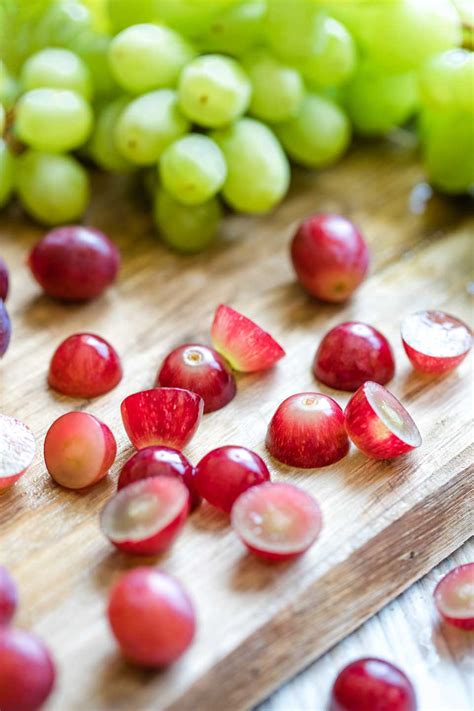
434,563,474,630
156,343,236,413
100,476,190,555
48,333,122,398
314,322,395,391
194,445,270,513
118,445,201,510
401,310,472,375
266,392,349,468
44,411,117,489
345,382,422,460
231,482,322,561
0,414,35,489
121,387,203,450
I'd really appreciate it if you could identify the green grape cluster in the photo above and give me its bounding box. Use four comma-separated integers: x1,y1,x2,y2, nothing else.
0,0,471,252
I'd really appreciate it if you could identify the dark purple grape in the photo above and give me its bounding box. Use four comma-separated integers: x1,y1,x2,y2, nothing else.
0,258,8,301
28,226,120,301
0,301,11,357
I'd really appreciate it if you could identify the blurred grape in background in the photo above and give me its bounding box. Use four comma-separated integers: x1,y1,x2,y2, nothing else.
0,0,472,252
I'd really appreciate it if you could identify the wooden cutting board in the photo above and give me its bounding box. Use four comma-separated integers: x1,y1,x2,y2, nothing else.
0,137,472,711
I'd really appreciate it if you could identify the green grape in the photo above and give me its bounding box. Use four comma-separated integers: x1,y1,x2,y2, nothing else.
317,84,345,106
336,0,462,73
0,139,14,208
109,24,195,94
16,88,93,153
33,1,92,52
0,0,52,74
421,109,474,194
21,48,92,100
276,93,350,168
153,1,226,38
419,49,474,115
16,150,90,225
107,0,158,32
345,62,418,136
0,104,4,137
31,2,117,99
115,89,190,165
199,1,266,56
178,54,251,128
88,98,133,173
212,118,290,214
0,74,19,110
243,50,304,123
265,0,322,63
153,186,221,253
299,15,356,88
0,61,19,110
159,134,227,206
69,33,117,100
81,0,110,33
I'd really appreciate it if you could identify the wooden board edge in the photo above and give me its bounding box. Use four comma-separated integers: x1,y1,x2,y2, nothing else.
167,454,473,711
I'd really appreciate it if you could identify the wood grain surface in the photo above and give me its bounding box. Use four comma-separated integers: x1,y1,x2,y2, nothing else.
0,137,473,711
259,540,474,711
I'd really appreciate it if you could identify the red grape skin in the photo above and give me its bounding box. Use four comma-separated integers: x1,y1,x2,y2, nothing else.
48,333,122,398
107,567,196,666
0,257,9,300
194,445,270,512
28,225,120,301
0,300,11,358
118,445,201,510
331,658,417,711
0,627,56,711
314,322,395,391
0,567,18,625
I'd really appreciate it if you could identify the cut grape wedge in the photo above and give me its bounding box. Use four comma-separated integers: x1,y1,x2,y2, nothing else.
434,563,474,630
345,382,422,460
231,482,322,562
121,388,203,450
211,304,285,372
44,412,116,490
401,310,472,375
100,476,190,555
0,414,35,489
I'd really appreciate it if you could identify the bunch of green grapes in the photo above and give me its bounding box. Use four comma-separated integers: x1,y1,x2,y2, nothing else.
0,0,470,252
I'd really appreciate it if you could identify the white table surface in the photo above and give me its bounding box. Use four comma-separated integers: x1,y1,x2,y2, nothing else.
258,540,473,711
